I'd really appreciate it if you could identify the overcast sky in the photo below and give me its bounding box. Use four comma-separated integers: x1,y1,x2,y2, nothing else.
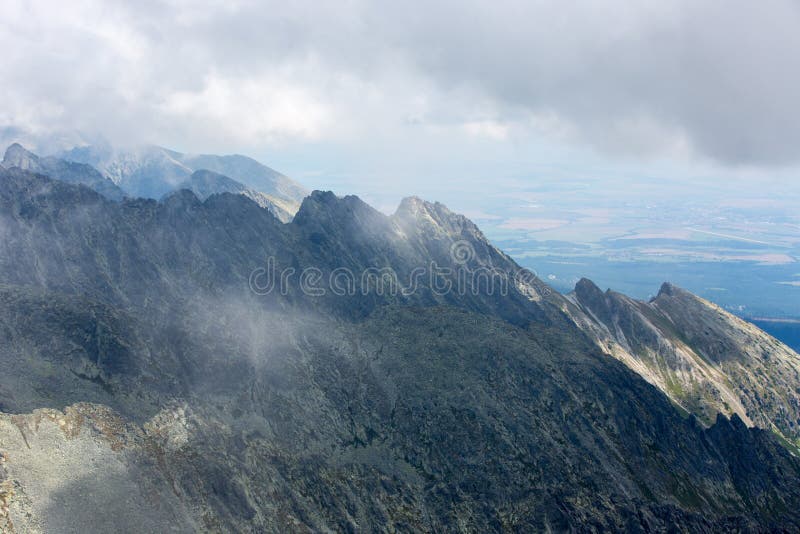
2,0,799,208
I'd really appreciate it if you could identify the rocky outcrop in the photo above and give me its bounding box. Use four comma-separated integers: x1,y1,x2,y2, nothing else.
567,278,800,446
178,169,295,222
0,404,200,533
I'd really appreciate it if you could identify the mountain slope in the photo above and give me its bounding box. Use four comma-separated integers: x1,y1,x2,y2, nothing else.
2,144,124,201
0,167,561,325
3,305,800,531
178,169,295,222
567,278,800,446
61,143,306,216
2,167,800,530
176,152,307,207
60,144,193,198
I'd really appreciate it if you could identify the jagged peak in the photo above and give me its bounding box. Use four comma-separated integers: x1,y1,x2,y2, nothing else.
395,195,429,215
575,277,603,296
296,190,347,213
3,143,39,167
729,412,748,430
293,190,386,228
652,282,694,302
394,195,455,220
5,142,28,154
572,278,613,318
306,189,338,204
657,282,677,297
573,278,610,304
713,412,748,433
161,188,202,208
392,195,480,241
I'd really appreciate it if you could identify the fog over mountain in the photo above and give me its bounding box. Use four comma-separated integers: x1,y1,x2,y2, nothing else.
3,2,798,324
61,143,308,222
2,148,800,531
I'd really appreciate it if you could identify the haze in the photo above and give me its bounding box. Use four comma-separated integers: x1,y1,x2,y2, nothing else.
2,0,798,314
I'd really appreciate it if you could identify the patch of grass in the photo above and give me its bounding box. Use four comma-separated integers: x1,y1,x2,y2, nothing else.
770,428,800,457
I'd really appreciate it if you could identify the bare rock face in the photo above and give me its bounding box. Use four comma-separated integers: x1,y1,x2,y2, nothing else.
0,404,199,533
3,308,800,532
568,278,800,447
1,166,800,530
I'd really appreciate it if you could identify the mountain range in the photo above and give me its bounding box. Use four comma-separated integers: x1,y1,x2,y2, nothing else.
39,142,307,222
1,146,800,531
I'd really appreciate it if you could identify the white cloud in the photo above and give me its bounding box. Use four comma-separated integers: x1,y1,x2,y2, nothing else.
160,73,333,144
462,120,509,141
1,0,799,167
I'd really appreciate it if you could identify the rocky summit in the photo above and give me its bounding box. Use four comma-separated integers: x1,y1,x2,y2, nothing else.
1,160,800,532
567,278,800,448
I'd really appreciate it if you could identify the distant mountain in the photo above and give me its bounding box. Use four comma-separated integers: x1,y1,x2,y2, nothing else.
567,278,800,447
62,144,191,199
2,166,800,530
2,143,125,201
176,151,307,207
61,143,307,217
178,169,295,222
1,142,307,221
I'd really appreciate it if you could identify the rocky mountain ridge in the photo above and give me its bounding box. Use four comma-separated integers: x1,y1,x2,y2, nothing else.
177,169,295,222
567,278,800,447
2,143,125,201
1,164,800,530
60,143,307,216
2,143,307,222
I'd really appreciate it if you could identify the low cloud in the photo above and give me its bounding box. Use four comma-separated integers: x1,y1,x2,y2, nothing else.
1,0,799,166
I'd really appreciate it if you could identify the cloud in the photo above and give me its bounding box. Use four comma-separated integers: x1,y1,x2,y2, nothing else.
1,0,799,165
377,0,800,165
160,72,333,144
463,120,510,141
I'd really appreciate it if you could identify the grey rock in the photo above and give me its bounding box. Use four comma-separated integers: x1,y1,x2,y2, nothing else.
567,277,800,447
1,168,800,531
